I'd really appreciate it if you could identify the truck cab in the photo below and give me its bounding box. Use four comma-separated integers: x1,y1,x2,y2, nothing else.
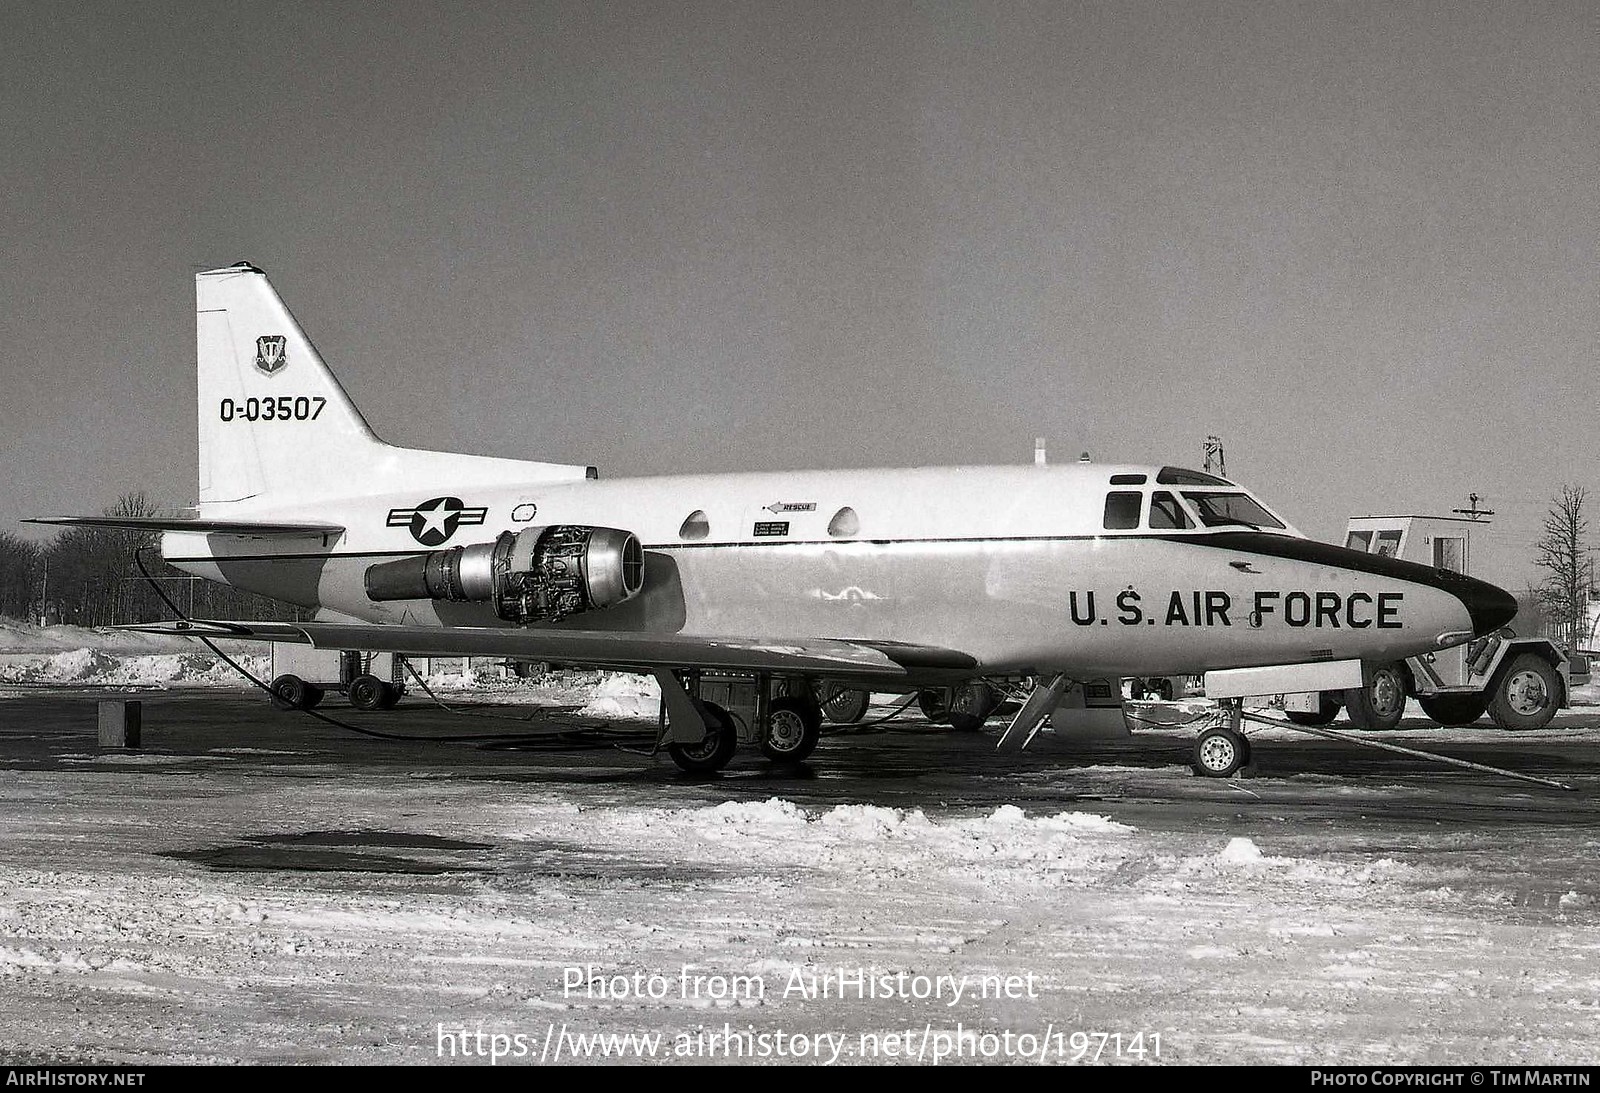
1284,514,1573,730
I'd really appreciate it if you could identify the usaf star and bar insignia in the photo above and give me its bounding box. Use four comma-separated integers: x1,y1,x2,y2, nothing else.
387,496,488,546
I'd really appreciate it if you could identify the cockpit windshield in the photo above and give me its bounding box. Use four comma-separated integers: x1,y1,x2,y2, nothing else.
1181,492,1286,530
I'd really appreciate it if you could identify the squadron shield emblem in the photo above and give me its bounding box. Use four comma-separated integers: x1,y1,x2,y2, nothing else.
255,335,288,375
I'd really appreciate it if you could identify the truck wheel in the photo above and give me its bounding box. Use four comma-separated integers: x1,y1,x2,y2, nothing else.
1417,693,1489,727
1285,692,1341,726
761,696,823,763
1192,727,1251,777
948,681,998,732
1488,654,1561,730
817,682,870,724
668,701,739,773
348,674,387,711
1344,662,1406,731
917,689,950,723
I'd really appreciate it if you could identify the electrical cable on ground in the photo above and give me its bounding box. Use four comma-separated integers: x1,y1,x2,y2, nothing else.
133,549,657,751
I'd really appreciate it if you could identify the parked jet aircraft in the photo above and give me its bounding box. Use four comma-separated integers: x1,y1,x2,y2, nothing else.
32,264,1520,774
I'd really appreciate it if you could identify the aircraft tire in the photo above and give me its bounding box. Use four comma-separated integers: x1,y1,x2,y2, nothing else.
668,701,739,773
1343,662,1407,731
1487,654,1561,731
376,682,402,710
1417,693,1489,727
1284,692,1341,727
947,681,998,732
761,696,823,763
817,683,870,725
348,674,388,712
1191,727,1250,777
270,674,313,711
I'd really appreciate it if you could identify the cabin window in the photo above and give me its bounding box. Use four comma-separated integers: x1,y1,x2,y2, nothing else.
1103,491,1142,530
827,506,860,537
1149,491,1194,530
1157,466,1234,487
1374,530,1402,557
679,510,710,541
1345,530,1374,552
1180,492,1285,530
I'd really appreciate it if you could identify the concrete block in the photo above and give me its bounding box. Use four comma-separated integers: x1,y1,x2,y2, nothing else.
97,700,142,749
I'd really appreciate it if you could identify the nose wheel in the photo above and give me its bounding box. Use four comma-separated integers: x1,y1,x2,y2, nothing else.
1191,726,1252,777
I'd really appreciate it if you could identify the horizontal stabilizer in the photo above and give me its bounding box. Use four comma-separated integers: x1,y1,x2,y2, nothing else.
25,516,344,536
122,619,975,678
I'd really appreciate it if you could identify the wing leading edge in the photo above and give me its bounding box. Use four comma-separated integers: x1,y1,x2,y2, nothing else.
122,620,978,679
26,516,344,536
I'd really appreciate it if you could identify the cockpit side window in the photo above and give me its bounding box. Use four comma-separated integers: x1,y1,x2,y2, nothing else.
1181,492,1286,530
1149,491,1195,530
1103,491,1143,530
1345,530,1374,552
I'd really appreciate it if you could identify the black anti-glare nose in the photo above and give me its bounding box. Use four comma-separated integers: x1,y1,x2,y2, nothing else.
1453,575,1519,635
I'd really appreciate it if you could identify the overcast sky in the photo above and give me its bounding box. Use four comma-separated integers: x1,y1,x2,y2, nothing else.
2,1,1594,590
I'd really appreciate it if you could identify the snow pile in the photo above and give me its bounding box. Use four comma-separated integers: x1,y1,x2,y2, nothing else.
0,649,269,688
591,797,1139,889
578,672,661,719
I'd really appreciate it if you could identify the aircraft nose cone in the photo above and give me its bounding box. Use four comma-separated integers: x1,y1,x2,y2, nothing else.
1455,575,1518,635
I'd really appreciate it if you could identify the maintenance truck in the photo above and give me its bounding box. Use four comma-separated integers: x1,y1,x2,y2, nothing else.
1284,514,1579,731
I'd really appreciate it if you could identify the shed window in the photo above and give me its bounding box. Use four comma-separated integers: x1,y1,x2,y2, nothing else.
1103,491,1142,530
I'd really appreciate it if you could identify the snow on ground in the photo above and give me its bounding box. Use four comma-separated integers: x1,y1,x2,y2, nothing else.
1,747,1598,1065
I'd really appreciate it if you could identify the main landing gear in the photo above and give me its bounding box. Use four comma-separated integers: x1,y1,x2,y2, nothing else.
654,671,825,774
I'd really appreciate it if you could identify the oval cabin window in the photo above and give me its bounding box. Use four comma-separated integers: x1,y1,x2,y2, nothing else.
679,510,710,541
827,506,860,538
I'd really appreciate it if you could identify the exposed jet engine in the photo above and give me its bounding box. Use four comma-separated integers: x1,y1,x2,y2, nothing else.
365,526,643,623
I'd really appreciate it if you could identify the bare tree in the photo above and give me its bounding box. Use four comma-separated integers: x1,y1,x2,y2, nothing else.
0,532,43,620
1533,485,1591,652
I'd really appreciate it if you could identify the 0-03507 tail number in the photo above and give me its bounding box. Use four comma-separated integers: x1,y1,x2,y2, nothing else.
219,396,326,422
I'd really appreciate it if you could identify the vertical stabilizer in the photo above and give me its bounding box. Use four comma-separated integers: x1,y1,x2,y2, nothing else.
196,263,383,505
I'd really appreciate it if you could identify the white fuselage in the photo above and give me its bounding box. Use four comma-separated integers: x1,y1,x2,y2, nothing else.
162,462,1498,679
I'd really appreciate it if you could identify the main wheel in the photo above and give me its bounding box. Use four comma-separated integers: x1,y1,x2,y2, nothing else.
1417,693,1489,727
269,674,319,710
348,673,388,711
1488,654,1561,730
667,701,739,773
376,682,402,710
1151,677,1175,701
916,689,950,723
1343,662,1407,731
817,682,870,724
1191,727,1250,777
761,696,823,763
947,681,998,732
1285,692,1342,727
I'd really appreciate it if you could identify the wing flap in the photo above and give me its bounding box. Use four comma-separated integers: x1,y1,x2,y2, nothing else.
121,620,973,678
